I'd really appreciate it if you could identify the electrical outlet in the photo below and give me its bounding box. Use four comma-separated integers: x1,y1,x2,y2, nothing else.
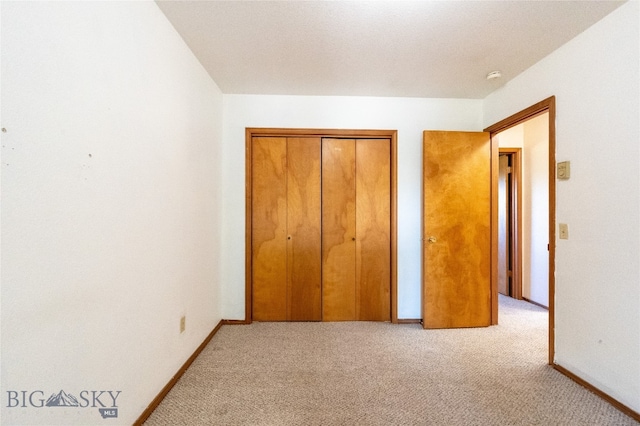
559,223,569,240
180,316,186,333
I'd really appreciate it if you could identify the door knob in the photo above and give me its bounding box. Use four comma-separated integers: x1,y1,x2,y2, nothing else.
428,236,437,243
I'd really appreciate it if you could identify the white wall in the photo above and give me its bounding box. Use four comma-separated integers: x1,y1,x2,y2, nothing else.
221,95,483,320
495,113,549,307
484,0,640,413
0,2,224,425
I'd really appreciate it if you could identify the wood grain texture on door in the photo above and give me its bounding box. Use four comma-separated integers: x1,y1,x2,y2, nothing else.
423,131,491,328
356,139,391,321
252,137,288,321
250,131,394,323
287,138,322,320
322,138,357,321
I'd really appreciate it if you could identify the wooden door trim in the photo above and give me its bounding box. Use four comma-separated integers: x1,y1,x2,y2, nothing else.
247,128,396,139
498,148,523,301
245,128,398,323
484,96,556,365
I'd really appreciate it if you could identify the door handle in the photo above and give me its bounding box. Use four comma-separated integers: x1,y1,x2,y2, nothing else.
428,236,437,243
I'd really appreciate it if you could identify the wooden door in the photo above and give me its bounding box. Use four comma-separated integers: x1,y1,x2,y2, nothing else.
252,137,321,321
287,138,322,320
422,131,491,328
322,138,391,321
355,139,391,321
252,137,288,321
322,138,357,321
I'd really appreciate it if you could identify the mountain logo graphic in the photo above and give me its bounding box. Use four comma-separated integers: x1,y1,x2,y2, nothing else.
45,390,79,407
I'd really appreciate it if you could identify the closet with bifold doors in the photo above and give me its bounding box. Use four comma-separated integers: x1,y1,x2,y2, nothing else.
249,130,395,322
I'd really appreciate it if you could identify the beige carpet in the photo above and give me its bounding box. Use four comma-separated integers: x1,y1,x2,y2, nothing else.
145,296,639,425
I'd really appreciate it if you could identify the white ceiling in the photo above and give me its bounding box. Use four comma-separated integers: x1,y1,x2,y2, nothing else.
156,1,625,99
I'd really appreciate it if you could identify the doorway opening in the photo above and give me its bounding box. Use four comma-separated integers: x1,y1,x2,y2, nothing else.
485,96,556,364
494,112,550,309
497,149,522,300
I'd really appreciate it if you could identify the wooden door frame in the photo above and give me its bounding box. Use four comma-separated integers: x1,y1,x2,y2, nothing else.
498,148,523,300
484,96,556,364
245,128,398,324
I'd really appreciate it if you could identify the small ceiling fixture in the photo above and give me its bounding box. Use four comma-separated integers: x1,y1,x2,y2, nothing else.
486,70,502,80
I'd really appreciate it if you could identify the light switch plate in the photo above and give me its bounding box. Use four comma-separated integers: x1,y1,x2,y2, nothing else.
559,223,569,240
557,161,570,180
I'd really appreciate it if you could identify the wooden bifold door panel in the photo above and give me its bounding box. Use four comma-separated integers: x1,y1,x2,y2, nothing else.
250,133,392,322
252,137,322,321
322,139,391,321
321,138,357,321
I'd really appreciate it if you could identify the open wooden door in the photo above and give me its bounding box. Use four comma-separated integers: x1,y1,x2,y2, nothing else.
422,131,492,329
